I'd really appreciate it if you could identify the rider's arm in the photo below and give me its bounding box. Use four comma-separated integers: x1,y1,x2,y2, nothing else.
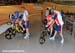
47,13,57,25
46,14,57,27
9,14,12,20
52,13,57,20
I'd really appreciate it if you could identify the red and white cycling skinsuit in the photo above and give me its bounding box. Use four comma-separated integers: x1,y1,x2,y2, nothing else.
47,15,55,30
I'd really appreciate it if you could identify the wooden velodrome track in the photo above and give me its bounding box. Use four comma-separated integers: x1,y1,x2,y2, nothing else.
0,2,75,26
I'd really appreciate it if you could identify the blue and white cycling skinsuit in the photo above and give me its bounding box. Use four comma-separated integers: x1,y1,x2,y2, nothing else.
22,10,29,29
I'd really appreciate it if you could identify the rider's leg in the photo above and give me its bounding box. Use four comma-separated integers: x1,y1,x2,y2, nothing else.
59,25,64,44
26,28,30,35
11,19,15,28
48,27,53,37
15,19,20,32
50,27,53,36
19,20,25,31
49,30,57,40
24,21,30,39
12,23,15,29
50,25,64,44
48,21,55,37
49,24,58,40
11,21,14,28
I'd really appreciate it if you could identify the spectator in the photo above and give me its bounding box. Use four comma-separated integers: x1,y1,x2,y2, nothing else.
46,8,49,17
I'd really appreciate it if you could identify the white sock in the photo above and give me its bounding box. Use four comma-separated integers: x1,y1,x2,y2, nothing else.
24,32,30,39
23,28,25,30
61,38,64,44
49,36,55,40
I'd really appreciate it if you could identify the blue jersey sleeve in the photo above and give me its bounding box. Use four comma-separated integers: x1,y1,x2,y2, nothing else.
52,13,57,20
15,11,20,18
19,14,23,19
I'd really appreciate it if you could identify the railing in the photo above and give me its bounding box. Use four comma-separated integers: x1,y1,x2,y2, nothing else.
54,1,75,5
43,2,75,13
